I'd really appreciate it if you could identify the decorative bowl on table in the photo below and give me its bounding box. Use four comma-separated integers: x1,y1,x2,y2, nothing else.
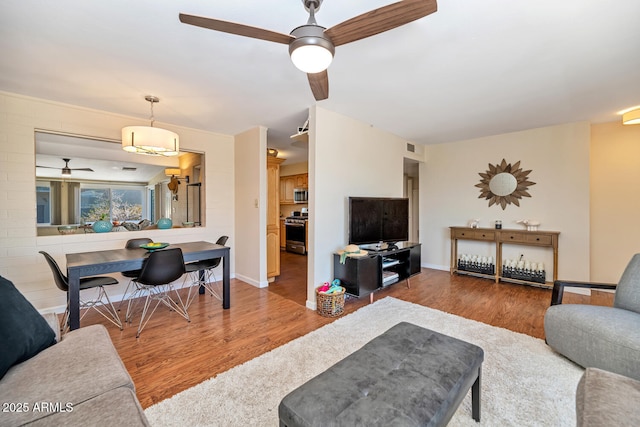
182,221,195,228
57,225,77,235
156,218,173,229
140,242,170,252
92,220,113,233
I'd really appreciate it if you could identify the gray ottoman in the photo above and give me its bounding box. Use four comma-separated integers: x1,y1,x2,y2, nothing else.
279,322,484,426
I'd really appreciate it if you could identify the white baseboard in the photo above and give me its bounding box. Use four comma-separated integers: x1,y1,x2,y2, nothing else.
420,263,594,296
234,274,268,288
422,263,448,271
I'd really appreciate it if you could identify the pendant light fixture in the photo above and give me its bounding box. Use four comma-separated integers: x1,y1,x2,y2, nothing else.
122,95,179,156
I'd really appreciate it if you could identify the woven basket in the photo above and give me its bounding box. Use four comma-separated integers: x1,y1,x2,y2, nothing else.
315,286,346,317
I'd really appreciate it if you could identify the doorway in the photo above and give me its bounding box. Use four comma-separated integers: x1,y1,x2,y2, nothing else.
404,158,420,243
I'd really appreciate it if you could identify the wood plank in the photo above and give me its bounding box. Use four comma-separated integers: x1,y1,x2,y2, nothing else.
76,251,613,408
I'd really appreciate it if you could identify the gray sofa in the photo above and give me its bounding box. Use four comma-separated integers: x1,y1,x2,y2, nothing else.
544,253,640,381
576,367,640,426
0,276,149,427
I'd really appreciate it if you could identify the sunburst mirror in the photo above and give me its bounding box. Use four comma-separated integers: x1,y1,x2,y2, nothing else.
476,159,536,209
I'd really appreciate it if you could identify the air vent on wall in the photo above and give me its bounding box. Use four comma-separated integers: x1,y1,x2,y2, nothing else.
406,143,415,153
122,167,137,171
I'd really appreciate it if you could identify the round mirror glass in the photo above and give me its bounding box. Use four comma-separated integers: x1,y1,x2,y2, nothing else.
489,172,517,196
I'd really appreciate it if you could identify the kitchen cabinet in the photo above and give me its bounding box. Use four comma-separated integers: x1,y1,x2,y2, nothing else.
280,218,286,249
295,174,307,188
280,173,308,205
267,157,284,279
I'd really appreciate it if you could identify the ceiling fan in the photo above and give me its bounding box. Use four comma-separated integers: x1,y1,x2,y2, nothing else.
36,158,94,175
179,0,438,101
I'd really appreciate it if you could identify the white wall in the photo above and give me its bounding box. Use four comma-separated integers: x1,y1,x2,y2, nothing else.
281,161,308,176
0,91,235,310
234,126,268,287
421,122,591,281
307,106,423,308
591,121,640,282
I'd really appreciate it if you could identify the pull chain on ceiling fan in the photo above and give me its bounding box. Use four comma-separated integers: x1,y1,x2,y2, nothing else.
179,0,437,101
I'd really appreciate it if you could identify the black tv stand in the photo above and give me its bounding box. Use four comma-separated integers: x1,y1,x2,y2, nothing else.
359,241,400,252
333,242,421,302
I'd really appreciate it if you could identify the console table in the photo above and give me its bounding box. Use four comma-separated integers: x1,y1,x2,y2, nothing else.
450,227,559,288
333,242,421,302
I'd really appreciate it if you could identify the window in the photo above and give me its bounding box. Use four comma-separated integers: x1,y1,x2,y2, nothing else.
80,184,146,222
36,183,51,224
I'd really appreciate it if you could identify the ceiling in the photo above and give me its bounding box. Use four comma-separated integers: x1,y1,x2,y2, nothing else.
2,0,639,165
35,132,179,182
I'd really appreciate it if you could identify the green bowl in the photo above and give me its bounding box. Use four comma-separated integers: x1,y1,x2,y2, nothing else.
57,225,77,235
140,242,170,252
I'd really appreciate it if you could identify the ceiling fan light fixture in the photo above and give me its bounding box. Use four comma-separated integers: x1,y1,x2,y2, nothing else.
289,25,334,74
622,108,640,125
122,96,180,156
61,168,71,176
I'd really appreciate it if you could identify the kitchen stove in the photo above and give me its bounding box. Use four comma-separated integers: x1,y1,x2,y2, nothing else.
284,213,308,255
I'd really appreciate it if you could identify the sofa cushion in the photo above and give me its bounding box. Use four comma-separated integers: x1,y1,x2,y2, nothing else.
26,387,150,427
614,253,640,314
545,304,640,381
576,368,640,426
0,324,135,426
0,276,56,379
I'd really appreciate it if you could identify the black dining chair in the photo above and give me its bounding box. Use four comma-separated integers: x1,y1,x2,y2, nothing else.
39,251,122,333
125,247,189,338
118,237,153,315
182,235,229,310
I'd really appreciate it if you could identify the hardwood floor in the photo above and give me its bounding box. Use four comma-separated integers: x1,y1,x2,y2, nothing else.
77,252,613,409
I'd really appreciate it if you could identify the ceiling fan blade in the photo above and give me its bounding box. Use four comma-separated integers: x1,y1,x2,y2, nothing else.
179,13,294,45
325,0,437,47
308,71,329,101
71,168,94,172
36,165,59,169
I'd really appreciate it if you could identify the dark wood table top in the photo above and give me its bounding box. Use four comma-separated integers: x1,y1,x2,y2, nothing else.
66,241,228,274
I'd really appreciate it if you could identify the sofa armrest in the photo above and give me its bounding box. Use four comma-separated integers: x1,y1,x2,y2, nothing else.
551,280,617,306
41,311,61,343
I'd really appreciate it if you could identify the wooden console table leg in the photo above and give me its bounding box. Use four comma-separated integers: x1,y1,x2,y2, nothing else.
369,293,374,304
406,277,411,289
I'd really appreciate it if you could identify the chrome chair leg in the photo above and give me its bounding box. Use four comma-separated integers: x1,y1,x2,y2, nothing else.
125,286,145,323
135,284,190,338
183,268,222,310
84,286,123,330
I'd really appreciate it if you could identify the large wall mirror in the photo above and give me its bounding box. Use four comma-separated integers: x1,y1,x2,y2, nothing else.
476,159,535,210
35,131,204,236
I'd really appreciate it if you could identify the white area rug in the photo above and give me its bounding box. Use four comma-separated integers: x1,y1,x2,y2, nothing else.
145,297,583,426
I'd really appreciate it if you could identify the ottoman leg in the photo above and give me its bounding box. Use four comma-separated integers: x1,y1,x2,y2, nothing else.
471,366,482,422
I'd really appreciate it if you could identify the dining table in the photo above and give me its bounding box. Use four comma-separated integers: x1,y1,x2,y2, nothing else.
65,240,230,331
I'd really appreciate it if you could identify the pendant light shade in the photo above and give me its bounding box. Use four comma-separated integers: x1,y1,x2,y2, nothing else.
122,126,179,156
122,96,179,156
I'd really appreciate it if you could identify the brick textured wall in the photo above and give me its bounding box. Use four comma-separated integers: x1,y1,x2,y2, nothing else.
0,92,235,310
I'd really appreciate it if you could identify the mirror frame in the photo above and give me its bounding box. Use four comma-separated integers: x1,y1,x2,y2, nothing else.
475,159,536,210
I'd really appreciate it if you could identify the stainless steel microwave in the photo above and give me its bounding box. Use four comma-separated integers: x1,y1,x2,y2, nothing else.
293,188,308,203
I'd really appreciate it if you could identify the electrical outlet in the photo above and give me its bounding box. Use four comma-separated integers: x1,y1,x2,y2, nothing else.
254,199,259,208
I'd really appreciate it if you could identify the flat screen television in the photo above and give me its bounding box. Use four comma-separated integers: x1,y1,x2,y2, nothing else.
348,197,409,247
